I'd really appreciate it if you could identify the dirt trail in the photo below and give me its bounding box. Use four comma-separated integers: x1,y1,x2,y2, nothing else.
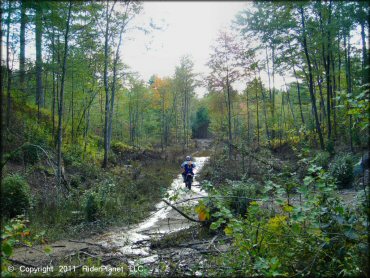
95,157,209,262
12,156,210,271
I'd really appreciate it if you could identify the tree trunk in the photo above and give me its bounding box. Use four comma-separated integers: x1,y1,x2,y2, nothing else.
284,78,298,132
344,33,353,152
35,2,43,120
226,69,232,159
19,0,26,93
0,6,3,182
331,50,337,138
182,89,186,152
265,47,272,102
257,68,270,142
300,6,325,150
325,0,332,140
271,46,276,139
255,78,260,147
57,1,72,184
246,86,250,144
293,65,305,125
71,61,74,143
360,19,368,86
102,1,116,168
6,1,11,127
108,19,125,151
83,103,90,156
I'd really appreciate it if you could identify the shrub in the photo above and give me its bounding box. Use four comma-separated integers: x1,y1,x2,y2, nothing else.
313,151,331,169
326,139,335,155
84,193,99,222
23,144,40,165
70,175,81,188
111,141,134,155
329,153,354,189
63,145,83,167
1,174,31,218
225,179,256,217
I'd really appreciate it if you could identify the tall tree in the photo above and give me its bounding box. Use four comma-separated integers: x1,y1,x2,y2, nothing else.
56,1,72,184
102,0,117,168
102,0,142,168
35,2,44,120
173,55,196,151
19,0,26,93
208,31,241,159
299,5,325,150
5,0,12,127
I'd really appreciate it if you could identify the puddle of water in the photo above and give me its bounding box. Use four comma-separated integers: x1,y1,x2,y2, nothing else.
98,157,209,257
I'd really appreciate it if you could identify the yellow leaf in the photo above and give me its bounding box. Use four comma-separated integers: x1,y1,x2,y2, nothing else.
283,204,293,213
224,226,233,236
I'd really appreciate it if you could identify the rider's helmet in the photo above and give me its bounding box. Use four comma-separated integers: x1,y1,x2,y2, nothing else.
186,155,191,161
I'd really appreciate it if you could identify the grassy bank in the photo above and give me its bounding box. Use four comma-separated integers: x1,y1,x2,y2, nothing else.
1,103,190,242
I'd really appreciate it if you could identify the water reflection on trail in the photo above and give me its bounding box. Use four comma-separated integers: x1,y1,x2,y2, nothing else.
97,157,209,262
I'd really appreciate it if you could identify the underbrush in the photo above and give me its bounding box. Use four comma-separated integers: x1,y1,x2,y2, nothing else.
2,106,184,242
21,158,179,242
194,146,368,276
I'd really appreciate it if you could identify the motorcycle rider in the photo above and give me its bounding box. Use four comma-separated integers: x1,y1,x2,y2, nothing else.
181,156,196,183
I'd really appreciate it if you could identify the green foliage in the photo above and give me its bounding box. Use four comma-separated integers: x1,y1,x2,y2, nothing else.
111,141,134,155
1,174,31,218
1,216,35,256
202,166,367,276
326,139,335,155
192,107,210,138
1,216,50,276
313,151,331,169
84,193,99,222
225,178,256,217
63,144,84,167
22,144,41,165
329,153,354,189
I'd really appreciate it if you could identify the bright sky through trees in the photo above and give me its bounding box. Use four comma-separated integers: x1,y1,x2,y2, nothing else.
120,1,250,96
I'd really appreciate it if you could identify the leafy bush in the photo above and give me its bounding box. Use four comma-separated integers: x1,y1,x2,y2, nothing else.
70,175,81,188
111,141,134,155
329,153,354,189
23,144,40,164
326,139,335,155
225,178,257,217
203,168,367,277
84,193,99,222
313,151,331,169
63,145,83,167
1,174,31,218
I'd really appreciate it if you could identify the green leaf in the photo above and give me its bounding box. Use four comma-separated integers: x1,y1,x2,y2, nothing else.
44,245,53,254
2,241,13,257
344,230,359,240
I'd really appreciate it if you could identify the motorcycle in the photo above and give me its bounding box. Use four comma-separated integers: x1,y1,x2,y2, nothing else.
185,173,194,190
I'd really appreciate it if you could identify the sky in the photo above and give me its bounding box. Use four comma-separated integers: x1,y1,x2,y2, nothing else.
6,1,365,97
120,1,251,96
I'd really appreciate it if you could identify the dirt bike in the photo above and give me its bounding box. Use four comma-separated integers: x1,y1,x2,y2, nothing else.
185,173,194,190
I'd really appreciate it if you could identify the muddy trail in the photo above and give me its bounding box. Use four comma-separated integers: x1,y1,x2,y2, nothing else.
11,156,214,276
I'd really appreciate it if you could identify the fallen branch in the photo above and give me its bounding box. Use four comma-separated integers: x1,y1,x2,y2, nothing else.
68,239,107,250
162,199,202,223
79,251,99,258
173,195,266,206
19,242,45,254
207,235,218,250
